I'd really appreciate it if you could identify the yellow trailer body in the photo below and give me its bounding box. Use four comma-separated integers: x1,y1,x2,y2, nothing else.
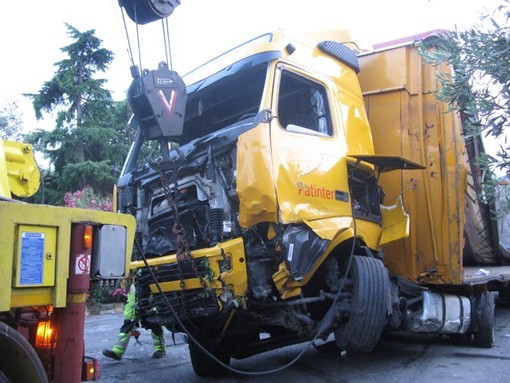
358,36,485,285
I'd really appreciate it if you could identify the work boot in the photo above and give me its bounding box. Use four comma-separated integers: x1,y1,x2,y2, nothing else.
152,350,166,359
103,349,122,361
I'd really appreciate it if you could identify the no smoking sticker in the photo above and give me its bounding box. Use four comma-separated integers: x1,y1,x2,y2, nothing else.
75,253,90,275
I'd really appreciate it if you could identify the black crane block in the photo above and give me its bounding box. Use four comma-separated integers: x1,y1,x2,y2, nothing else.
119,0,181,25
128,62,187,140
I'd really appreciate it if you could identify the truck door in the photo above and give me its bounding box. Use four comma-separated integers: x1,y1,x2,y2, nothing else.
269,65,352,224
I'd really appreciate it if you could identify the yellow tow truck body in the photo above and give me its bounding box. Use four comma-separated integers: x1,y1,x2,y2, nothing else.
0,139,40,198
0,138,136,383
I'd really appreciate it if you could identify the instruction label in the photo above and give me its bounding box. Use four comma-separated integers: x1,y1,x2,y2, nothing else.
20,232,45,285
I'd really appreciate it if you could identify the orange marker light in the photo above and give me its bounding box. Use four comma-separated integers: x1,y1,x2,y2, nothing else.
82,357,98,381
83,225,93,249
35,320,56,349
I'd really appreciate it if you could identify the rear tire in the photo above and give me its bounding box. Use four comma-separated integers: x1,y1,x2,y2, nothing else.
463,135,500,265
334,256,389,352
0,322,48,383
473,292,495,348
188,335,230,377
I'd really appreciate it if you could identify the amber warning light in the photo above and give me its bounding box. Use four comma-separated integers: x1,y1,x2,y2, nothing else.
35,320,56,349
83,225,93,249
82,356,98,381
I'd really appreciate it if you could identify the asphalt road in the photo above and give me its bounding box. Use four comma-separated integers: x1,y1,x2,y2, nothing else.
85,304,510,383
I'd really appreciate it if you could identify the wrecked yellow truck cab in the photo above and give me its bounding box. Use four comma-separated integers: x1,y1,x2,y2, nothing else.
116,29,490,377
125,29,412,301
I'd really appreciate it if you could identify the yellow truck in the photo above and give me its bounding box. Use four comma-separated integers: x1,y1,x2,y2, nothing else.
0,139,136,383
116,3,508,376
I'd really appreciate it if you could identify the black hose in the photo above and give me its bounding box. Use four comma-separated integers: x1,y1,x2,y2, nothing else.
134,215,359,376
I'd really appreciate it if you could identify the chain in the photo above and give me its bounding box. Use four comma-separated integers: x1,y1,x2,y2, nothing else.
154,156,211,319
154,160,190,315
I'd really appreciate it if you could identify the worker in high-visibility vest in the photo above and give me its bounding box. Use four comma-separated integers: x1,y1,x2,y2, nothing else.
103,283,166,360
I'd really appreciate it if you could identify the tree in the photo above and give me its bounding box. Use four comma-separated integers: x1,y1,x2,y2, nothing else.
419,1,510,180
0,101,23,141
25,24,133,205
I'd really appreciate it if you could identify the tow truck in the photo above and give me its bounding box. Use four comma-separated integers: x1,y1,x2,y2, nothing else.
0,138,136,382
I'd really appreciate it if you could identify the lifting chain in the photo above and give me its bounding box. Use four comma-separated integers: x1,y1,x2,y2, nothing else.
154,155,210,318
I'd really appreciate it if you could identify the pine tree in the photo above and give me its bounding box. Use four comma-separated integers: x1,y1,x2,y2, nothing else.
26,24,134,205
0,101,23,141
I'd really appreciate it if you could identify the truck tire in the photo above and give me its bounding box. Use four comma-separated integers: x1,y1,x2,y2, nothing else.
0,322,48,383
188,335,230,377
334,256,389,353
473,292,496,348
463,136,501,266
463,199,499,265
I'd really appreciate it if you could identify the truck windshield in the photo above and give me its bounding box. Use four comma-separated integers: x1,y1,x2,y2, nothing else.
177,60,269,145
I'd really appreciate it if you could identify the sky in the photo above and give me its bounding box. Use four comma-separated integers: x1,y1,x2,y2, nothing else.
0,0,502,133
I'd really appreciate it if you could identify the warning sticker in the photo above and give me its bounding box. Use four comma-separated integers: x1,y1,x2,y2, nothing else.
75,253,91,275
20,232,45,285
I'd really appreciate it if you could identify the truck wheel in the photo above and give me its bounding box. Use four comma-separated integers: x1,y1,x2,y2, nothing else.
0,322,48,383
463,135,500,266
188,335,230,377
473,292,496,348
334,256,389,353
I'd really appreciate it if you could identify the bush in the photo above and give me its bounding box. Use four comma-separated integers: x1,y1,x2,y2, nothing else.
87,284,127,307
63,185,113,211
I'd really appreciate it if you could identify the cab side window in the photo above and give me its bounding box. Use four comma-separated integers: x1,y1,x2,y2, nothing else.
277,70,332,136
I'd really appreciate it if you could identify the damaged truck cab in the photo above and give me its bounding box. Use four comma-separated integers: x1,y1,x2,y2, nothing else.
116,29,477,376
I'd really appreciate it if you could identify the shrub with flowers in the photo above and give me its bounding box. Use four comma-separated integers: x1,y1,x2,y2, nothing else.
111,287,128,301
86,284,128,307
64,185,113,211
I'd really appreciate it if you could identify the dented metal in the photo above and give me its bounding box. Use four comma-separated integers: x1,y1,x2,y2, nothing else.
116,30,482,364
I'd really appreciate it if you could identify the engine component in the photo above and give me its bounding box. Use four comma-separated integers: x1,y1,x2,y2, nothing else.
246,246,278,300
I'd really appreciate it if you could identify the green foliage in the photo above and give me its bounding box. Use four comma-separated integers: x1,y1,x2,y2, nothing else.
0,101,23,141
87,284,127,307
419,1,510,177
23,24,135,203
30,23,114,124
418,1,510,218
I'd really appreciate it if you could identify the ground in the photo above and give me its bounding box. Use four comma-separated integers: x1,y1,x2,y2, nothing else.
85,304,510,383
